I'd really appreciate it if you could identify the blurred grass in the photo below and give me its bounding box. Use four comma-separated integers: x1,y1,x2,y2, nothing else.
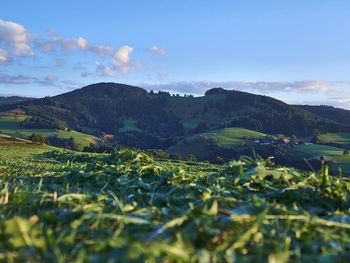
0,144,350,262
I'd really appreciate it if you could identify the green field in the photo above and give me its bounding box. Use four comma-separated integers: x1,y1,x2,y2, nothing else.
0,114,99,150
0,133,32,144
290,144,350,174
0,144,350,262
0,114,27,129
319,133,350,149
201,127,266,148
119,118,142,133
169,127,267,158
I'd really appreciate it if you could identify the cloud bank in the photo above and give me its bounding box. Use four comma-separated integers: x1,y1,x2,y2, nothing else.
0,19,33,56
141,80,350,109
0,18,165,78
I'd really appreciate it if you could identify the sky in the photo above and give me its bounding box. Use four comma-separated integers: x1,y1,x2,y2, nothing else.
1,0,350,108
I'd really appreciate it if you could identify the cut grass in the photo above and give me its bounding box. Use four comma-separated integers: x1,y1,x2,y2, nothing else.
0,144,350,262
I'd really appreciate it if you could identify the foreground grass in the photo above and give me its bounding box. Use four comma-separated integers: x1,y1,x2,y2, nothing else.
0,145,350,262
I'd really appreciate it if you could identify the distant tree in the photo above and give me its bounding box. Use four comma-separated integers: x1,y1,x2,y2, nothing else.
46,135,77,150
290,135,298,145
170,153,182,160
28,133,46,144
343,150,349,155
195,122,208,133
312,129,321,137
215,156,225,165
311,135,320,144
187,154,197,162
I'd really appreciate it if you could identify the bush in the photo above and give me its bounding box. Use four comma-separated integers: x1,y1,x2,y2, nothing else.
187,154,197,162
215,156,225,164
46,136,77,150
28,133,47,144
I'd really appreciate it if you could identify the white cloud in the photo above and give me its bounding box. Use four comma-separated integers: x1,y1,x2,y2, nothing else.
140,80,350,108
0,72,36,84
0,18,159,78
51,35,77,53
39,33,113,57
0,48,8,65
141,80,340,96
114,45,133,64
147,45,166,56
45,74,58,82
88,44,113,56
96,45,143,76
77,37,88,49
40,42,55,53
0,71,84,92
0,19,33,56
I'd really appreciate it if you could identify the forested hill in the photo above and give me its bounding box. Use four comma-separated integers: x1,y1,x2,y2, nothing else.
301,105,350,127
2,83,350,144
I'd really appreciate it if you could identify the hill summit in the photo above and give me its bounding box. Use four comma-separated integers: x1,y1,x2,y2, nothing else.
2,82,350,150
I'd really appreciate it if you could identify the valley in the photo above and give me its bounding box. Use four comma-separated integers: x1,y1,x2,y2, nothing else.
2,83,350,175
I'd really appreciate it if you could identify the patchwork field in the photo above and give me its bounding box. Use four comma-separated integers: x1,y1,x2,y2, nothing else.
0,144,350,262
0,114,99,150
290,144,350,174
200,127,266,148
318,133,350,149
168,127,267,159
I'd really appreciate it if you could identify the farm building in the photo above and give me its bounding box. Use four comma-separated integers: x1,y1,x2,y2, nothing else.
102,134,114,139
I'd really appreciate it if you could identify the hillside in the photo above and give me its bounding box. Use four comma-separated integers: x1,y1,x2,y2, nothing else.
301,105,350,127
0,111,99,150
2,83,350,152
168,127,267,159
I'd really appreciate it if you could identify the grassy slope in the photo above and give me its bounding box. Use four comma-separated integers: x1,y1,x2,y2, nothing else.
0,145,350,262
0,113,99,150
201,127,266,147
168,127,266,158
0,133,32,144
290,144,350,173
119,118,142,133
318,132,350,148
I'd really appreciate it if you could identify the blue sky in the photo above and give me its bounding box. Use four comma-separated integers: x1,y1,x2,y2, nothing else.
1,0,350,108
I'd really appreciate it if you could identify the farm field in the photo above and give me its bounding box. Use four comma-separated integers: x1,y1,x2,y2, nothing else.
200,127,267,148
119,118,142,133
168,127,267,159
289,144,350,174
318,133,350,149
0,144,350,262
0,133,32,144
0,114,99,150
